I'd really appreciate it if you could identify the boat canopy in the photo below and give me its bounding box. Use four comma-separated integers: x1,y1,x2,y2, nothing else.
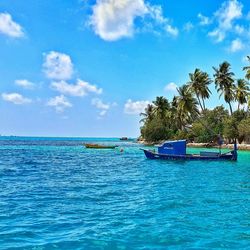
158,140,186,155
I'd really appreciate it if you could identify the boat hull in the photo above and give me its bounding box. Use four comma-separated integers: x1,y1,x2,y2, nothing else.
119,138,134,141
141,149,237,161
84,144,118,149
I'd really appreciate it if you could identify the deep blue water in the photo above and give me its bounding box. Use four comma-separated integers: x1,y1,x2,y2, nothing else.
0,137,250,249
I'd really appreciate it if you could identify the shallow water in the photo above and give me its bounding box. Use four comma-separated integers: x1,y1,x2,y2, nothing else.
0,137,250,249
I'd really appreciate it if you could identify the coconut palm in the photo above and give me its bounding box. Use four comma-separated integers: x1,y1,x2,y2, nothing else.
200,72,212,110
175,84,199,129
243,56,250,81
188,68,203,110
152,96,170,121
213,61,235,115
140,104,154,123
235,79,250,110
247,95,250,112
170,96,182,130
188,68,212,111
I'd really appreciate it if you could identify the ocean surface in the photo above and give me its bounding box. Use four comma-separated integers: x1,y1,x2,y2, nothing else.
0,137,249,249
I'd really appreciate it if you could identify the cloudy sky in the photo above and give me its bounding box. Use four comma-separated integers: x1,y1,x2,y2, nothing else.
0,0,250,137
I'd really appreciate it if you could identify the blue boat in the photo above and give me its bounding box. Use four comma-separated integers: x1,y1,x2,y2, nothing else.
141,140,237,161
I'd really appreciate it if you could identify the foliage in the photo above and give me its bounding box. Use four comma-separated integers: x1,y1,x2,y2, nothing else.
238,118,250,143
140,58,250,144
140,104,154,123
243,56,250,80
213,61,235,115
223,117,239,142
235,79,249,110
232,109,248,122
175,84,199,128
188,68,212,111
140,117,173,142
191,106,229,143
173,130,195,141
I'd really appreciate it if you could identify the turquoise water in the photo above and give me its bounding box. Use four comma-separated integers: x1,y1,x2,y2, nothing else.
0,137,250,249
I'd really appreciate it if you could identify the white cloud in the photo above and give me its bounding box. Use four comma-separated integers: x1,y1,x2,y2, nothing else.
124,99,150,115
91,98,109,110
229,38,244,52
99,110,107,116
47,95,72,112
90,0,147,41
183,22,194,32
51,79,102,96
198,13,211,26
43,51,73,80
234,24,244,34
147,5,179,37
216,0,242,30
15,79,35,89
164,24,178,36
91,98,111,117
208,29,225,42
89,0,178,41
2,93,31,104
0,13,24,38
208,0,243,42
164,82,178,92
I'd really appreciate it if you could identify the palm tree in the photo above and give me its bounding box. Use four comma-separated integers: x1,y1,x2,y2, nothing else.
200,72,212,110
152,96,170,121
140,104,154,123
248,96,250,112
188,68,212,111
170,96,182,130
188,69,203,110
175,84,199,129
235,79,250,110
213,61,235,115
243,56,250,81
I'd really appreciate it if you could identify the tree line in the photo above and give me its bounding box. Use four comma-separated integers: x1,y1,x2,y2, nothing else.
140,57,250,144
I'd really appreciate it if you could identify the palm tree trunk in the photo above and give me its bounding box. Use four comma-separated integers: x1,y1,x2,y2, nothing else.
196,94,203,111
202,97,206,110
228,102,233,115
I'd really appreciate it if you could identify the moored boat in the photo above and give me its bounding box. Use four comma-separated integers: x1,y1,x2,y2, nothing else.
119,137,134,141
141,140,237,161
120,137,128,141
84,143,118,149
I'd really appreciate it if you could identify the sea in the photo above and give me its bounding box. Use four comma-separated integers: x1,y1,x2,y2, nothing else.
0,137,249,249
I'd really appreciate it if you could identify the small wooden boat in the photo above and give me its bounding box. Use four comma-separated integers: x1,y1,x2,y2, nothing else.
141,140,237,161
84,143,118,149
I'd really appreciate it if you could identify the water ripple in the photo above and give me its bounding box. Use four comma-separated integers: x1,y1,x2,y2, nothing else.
0,138,250,249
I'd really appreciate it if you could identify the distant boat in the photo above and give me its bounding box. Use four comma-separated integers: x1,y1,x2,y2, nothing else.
119,137,134,141
84,143,118,149
141,140,237,161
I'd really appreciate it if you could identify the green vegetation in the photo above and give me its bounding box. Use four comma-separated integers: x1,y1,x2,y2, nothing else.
140,59,250,144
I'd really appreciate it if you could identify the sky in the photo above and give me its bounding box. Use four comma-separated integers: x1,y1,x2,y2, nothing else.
0,0,250,137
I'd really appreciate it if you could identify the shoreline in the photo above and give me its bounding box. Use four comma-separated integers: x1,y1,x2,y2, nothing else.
137,140,250,151
187,143,250,151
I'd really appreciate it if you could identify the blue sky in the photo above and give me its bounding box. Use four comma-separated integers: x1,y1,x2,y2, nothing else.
0,0,249,137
